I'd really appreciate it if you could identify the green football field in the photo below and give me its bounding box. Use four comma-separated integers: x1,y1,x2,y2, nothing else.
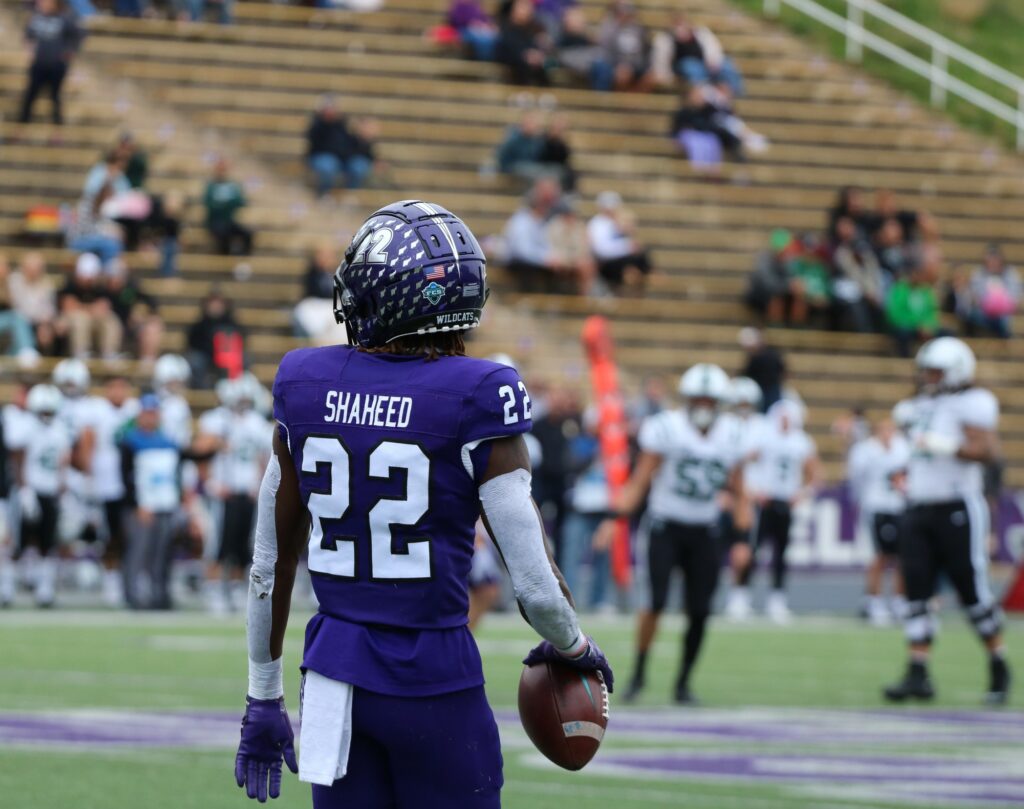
2,610,1022,809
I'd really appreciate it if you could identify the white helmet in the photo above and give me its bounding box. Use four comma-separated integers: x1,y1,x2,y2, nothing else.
679,363,730,430
52,358,91,396
153,354,191,389
238,371,271,414
768,397,805,431
27,384,64,416
728,376,762,410
215,377,243,409
892,398,916,432
916,336,975,393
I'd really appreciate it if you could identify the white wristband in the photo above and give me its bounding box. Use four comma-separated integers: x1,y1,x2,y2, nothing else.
557,633,588,659
248,657,284,700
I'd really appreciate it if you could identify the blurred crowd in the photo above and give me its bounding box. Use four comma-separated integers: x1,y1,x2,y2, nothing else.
746,186,1020,356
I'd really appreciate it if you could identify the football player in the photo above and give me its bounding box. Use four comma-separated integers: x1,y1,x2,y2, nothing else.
234,201,612,807
202,376,272,613
722,376,765,621
153,354,194,450
734,398,819,624
884,337,1011,705
848,416,909,626
9,385,73,607
616,363,744,705
0,382,31,607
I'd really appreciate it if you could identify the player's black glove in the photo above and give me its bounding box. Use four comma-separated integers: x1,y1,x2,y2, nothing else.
235,697,298,802
524,636,615,693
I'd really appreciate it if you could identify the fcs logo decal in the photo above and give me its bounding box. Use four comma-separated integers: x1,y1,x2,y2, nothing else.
422,281,445,306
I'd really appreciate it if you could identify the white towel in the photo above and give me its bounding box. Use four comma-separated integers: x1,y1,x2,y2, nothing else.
298,671,354,786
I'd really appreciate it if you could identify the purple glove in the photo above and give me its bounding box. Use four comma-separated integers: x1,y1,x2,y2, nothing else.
235,697,298,802
523,636,615,693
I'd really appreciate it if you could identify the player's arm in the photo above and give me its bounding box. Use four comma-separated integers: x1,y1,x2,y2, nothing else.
236,427,303,802
957,425,1000,464
613,450,662,515
72,426,95,475
478,434,613,689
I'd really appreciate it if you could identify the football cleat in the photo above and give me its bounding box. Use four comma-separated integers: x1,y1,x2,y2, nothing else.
883,662,935,702
621,676,645,704
725,588,752,621
673,681,699,706
333,200,488,348
986,657,1011,706
766,591,792,625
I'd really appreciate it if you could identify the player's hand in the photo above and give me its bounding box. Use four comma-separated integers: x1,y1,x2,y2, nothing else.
524,637,615,693
235,697,298,802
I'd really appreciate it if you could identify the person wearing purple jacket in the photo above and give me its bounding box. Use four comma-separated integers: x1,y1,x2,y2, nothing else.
234,201,613,806
447,0,499,61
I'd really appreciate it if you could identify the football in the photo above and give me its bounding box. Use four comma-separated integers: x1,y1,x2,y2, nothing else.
517,662,609,771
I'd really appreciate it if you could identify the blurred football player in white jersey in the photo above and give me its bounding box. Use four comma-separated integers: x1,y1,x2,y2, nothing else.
153,354,194,449
0,382,31,607
85,375,140,606
884,337,1010,705
733,398,819,624
848,416,909,626
199,376,272,612
52,359,105,537
6,385,73,607
722,377,765,620
616,364,746,704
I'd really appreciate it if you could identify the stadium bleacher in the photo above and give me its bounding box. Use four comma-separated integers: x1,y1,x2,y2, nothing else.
2,0,1024,485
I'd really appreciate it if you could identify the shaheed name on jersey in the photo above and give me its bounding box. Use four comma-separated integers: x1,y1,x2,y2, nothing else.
322,391,412,428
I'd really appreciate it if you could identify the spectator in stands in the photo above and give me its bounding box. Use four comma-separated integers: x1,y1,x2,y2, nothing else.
872,217,913,279
107,259,163,364
18,0,83,126
0,256,37,360
827,185,868,243
497,0,551,86
68,161,125,268
598,0,652,92
447,0,499,61
965,244,1020,339
187,0,234,25
586,191,652,293
186,290,246,388
10,252,59,356
545,200,595,295
671,84,765,168
866,188,926,244
747,228,801,325
117,132,149,189
830,215,885,332
557,7,614,91
496,109,544,179
885,251,942,357
294,243,347,343
538,113,577,191
739,326,786,412
502,177,563,291
667,15,744,96
306,96,372,197
204,158,253,256
788,232,832,326
58,253,123,360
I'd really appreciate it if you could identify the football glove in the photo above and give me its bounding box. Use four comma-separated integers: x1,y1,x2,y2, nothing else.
524,636,615,693
235,697,298,802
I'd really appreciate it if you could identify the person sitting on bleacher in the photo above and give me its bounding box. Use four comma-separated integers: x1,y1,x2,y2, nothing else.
306,96,373,197
186,290,246,388
963,243,1021,340
10,252,60,357
446,0,499,61
665,15,744,97
586,191,652,294
204,158,253,257
58,253,123,361
830,215,886,333
67,158,125,269
556,7,614,91
0,256,38,363
107,259,163,366
502,177,564,291
497,0,552,86
885,248,945,358
496,109,544,180
598,0,653,92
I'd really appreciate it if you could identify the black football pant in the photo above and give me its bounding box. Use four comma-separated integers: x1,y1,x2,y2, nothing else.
18,495,59,557
739,499,792,591
900,497,1002,645
647,519,720,685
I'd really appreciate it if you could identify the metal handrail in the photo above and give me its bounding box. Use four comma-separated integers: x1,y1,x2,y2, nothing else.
762,0,1024,150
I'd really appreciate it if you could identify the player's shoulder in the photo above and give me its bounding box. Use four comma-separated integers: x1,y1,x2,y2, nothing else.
950,386,998,426
275,344,352,386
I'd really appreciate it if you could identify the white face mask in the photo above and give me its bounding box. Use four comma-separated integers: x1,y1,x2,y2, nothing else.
690,405,716,430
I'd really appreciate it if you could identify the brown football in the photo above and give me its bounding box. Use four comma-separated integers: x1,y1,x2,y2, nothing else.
517,662,609,771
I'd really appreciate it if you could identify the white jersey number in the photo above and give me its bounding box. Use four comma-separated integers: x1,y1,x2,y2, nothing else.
301,436,432,580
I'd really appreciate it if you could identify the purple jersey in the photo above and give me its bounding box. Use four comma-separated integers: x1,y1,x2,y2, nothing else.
273,346,532,696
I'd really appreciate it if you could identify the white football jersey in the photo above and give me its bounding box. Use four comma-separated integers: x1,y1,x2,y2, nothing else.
728,411,768,490
23,416,73,497
3,405,32,451
159,393,193,449
90,398,140,502
201,408,272,495
848,435,910,516
60,395,105,440
639,409,742,525
748,424,815,502
906,388,998,504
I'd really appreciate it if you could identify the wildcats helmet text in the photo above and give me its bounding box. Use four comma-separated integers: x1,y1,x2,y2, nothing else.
436,312,477,325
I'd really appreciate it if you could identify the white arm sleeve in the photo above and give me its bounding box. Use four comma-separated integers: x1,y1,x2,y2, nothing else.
479,468,585,655
246,455,284,699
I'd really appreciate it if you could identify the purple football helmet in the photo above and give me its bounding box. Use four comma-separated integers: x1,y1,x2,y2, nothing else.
333,200,489,347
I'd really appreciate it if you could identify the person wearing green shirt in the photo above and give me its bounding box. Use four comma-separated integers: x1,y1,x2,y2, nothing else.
203,158,253,256
886,264,940,357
